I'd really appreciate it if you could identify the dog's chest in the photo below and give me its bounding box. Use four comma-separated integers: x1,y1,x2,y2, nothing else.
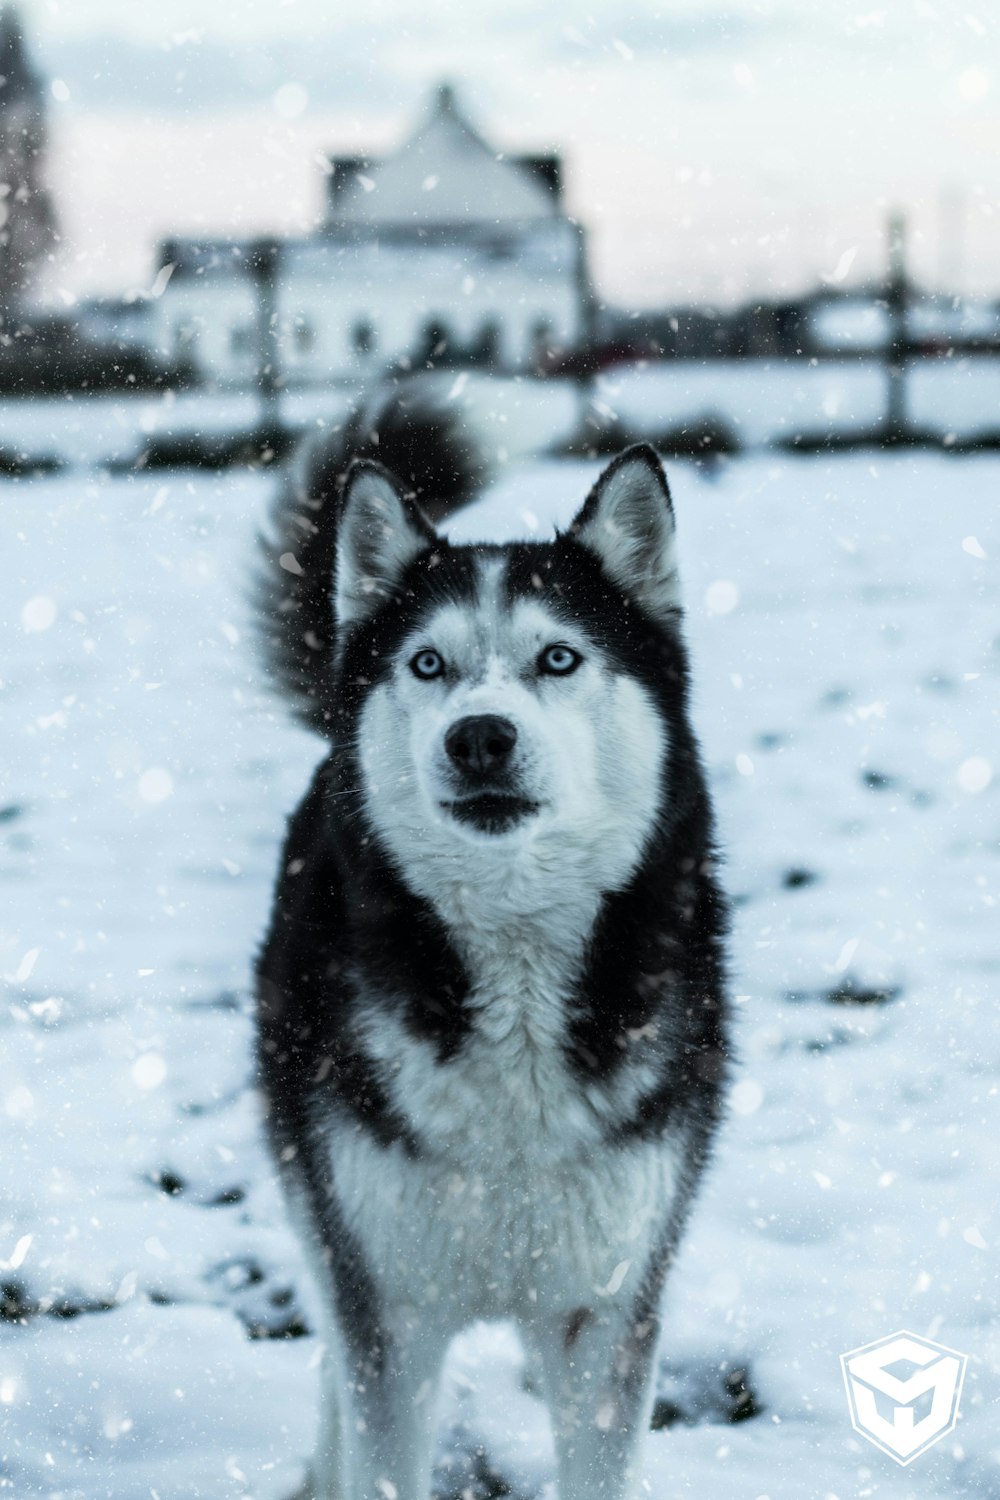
331,904,679,1318
329,1116,680,1321
363,894,617,1156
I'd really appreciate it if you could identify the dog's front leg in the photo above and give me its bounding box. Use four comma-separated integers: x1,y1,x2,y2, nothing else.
339,1311,446,1500
536,1292,662,1500
299,1336,348,1500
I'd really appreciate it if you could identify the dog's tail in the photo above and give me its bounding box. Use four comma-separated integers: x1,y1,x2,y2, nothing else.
255,382,489,737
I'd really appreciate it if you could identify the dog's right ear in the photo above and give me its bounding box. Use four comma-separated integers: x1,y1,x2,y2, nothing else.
568,444,680,618
336,460,437,628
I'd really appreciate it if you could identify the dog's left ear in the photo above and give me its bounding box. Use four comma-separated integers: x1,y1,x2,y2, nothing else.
568,445,680,617
336,459,437,628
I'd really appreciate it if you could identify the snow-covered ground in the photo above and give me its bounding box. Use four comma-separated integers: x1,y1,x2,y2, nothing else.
2,415,999,1496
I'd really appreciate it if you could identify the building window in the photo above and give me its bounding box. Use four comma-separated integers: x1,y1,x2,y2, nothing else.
294,319,315,353
529,316,555,370
472,319,500,365
351,319,376,357
230,325,254,355
415,319,450,365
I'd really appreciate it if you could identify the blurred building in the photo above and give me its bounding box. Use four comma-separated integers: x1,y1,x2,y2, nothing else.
149,83,594,387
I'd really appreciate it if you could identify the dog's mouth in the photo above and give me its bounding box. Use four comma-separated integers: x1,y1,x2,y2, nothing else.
441,793,541,835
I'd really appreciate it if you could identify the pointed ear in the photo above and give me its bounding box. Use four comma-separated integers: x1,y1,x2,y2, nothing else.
568,445,680,617
335,459,436,627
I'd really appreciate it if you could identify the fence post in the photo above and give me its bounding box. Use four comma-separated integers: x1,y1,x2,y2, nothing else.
885,210,908,442
249,236,282,444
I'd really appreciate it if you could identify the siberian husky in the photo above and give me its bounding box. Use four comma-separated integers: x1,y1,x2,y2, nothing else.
255,390,730,1500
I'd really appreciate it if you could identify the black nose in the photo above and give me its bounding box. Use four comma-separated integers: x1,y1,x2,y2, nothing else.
445,715,518,776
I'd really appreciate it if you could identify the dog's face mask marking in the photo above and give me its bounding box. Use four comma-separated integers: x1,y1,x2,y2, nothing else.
335,450,679,894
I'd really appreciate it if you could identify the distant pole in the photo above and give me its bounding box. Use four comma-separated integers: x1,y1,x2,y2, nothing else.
249,236,282,441
885,210,908,442
574,221,598,429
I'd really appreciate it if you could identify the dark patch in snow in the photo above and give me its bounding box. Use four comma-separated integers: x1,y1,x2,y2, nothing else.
193,989,244,1011
244,1307,310,1341
801,1029,857,1053
651,1358,764,1429
46,1296,116,1321
180,1079,247,1116
862,768,896,791
786,975,901,1008
151,1168,186,1197
207,1256,311,1341
0,1279,33,1323
1,1279,115,1324
208,1255,264,1295
826,977,901,1006
649,1395,685,1430
724,1366,764,1423
208,1185,246,1206
148,1168,246,1207
782,867,817,889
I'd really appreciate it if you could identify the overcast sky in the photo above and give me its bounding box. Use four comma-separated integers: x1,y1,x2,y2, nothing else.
19,0,1000,308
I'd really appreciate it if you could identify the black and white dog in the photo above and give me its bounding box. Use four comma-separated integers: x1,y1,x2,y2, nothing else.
256,392,730,1500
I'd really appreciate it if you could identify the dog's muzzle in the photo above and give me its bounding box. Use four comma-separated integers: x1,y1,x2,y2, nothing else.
441,714,539,833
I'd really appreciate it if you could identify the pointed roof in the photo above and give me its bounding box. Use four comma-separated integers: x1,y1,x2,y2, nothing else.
331,83,560,228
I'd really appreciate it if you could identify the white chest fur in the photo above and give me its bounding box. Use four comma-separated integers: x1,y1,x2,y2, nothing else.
329,1116,681,1325
331,881,680,1324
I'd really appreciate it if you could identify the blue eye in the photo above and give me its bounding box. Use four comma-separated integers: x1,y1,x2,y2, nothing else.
410,649,445,680
539,644,582,676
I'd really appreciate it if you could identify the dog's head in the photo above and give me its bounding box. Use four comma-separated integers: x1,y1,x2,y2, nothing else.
333,447,693,892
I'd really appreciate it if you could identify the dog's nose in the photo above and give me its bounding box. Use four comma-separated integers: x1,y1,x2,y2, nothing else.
445,715,518,776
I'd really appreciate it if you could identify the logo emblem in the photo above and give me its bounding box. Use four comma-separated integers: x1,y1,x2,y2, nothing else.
840,1330,967,1465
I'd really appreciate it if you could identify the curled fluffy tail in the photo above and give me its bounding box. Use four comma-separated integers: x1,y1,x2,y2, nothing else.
255,383,488,737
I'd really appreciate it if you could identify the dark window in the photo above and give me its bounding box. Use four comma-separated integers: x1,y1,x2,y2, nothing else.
472,319,500,364
352,319,376,356
416,319,449,364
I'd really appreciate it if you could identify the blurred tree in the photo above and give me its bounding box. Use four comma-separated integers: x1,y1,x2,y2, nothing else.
0,6,56,323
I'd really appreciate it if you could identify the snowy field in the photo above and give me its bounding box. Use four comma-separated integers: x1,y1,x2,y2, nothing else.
2,400,999,1496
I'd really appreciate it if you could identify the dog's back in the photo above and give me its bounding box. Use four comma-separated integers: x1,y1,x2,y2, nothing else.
255,387,729,1500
